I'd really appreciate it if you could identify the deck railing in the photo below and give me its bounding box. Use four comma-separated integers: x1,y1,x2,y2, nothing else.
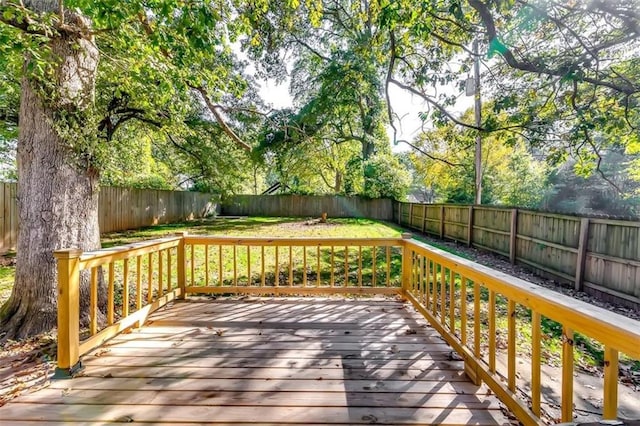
55,233,640,426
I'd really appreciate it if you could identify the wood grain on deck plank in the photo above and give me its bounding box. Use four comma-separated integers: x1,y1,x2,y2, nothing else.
0,298,509,425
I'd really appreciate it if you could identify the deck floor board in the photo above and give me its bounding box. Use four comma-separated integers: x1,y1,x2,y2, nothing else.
0,297,509,425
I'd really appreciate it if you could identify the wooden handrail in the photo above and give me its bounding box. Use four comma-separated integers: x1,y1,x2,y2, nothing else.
183,235,401,246
55,233,639,425
78,236,182,270
402,238,640,425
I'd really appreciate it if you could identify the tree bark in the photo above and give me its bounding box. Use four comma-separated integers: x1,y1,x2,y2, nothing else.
0,7,101,340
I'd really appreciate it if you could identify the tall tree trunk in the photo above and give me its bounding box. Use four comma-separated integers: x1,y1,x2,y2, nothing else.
0,8,100,340
361,140,374,161
334,171,342,193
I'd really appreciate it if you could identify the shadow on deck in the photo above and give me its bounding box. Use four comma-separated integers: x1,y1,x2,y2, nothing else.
0,298,508,425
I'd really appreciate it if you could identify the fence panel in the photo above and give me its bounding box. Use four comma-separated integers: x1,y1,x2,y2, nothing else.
443,205,469,243
515,211,580,282
472,207,511,256
395,201,640,308
0,184,218,253
222,195,393,220
584,219,640,303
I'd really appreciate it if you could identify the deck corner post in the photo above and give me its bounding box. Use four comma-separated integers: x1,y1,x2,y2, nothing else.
53,248,83,378
401,233,413,293
175,231,187,299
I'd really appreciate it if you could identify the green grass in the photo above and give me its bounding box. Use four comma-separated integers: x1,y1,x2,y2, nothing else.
102,217,403,247
0,265,14,308
0,217,403,307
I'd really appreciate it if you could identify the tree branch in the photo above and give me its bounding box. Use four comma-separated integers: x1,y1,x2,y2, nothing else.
191,85,251,152
385,30,399,143
396,139,462,167
468,0,640,95
388,77,483,131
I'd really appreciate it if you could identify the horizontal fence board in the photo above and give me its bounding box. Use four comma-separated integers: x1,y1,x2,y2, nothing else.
395,202,640,309
0,183,218,253
222,195,393,220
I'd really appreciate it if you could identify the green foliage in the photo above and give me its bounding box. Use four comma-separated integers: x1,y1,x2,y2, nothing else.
362,153,411,200
541,150,640,217
0,0,311,193
408,108,549,208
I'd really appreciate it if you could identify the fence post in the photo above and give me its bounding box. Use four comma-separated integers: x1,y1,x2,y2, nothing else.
575,218,590,291
176,232,187,299
401,233,413,294
397,202,402,225
421,204,426,233
439,205,445,239
408,203,414,229
509,209,518,264
53,248,83,378
467,205,474,247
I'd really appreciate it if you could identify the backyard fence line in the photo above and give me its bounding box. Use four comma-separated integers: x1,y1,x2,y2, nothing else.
395,202,640,309
0,183,218,253
221,194,393,220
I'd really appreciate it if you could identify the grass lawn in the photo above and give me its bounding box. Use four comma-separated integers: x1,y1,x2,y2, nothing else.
0,264,14,308
0,217,404,307
102,216,404,246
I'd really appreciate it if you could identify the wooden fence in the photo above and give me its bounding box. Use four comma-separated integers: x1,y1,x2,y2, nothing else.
98,187,217,233
222,195,393,220
396,202,640,308
0,183,218,253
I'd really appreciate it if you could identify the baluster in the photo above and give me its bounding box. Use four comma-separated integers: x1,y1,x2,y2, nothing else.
358,246,362,287
330,246,335,287
108,263,115,325
303,246,307,286
158,251,163,297
507,299,516,391
386,246,391,286
205,245,209,287
488,290,496,372
288,246,293,286
147,253,153,303
218,245,223,285
561,327,574,422
460,276,467,345
122,258,129,317
247,246,251,286
603,346,619,420
449,269,455,332
531,312,541,417
274,246,279,287
90,267,98,335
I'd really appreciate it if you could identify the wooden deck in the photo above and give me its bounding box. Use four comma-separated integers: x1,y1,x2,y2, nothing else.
0,298,509,425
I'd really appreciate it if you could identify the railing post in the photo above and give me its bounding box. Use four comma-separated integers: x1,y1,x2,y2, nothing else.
53,248,83,378
176,232,187,299
401,233,413,294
